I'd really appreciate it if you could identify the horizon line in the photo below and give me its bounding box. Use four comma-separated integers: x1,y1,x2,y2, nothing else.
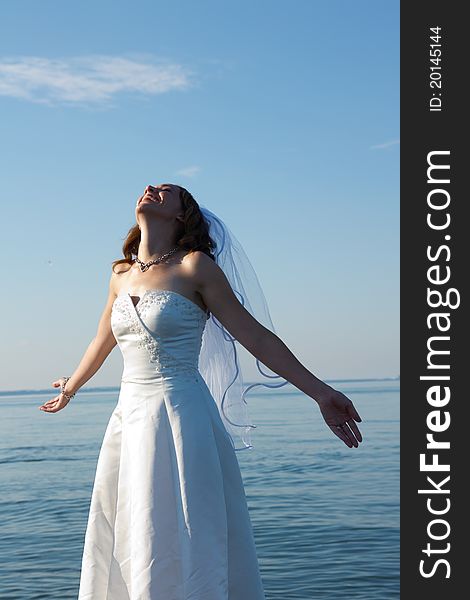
0,375,400,397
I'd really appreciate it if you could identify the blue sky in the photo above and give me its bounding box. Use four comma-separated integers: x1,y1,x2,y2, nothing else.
0,1,399,391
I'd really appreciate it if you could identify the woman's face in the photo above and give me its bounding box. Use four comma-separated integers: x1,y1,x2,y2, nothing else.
135,183,183,225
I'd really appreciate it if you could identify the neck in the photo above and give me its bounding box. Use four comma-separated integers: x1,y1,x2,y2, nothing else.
137,222,178,262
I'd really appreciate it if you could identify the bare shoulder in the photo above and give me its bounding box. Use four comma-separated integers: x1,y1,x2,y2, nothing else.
182,249,214,268
182,250,232,298
110,261,133,295
182,250,219,282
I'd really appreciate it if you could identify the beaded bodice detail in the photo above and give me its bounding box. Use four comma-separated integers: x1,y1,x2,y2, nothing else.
111,289,209,382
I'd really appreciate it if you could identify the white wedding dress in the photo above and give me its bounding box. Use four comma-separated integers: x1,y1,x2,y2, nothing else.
77,289,266,600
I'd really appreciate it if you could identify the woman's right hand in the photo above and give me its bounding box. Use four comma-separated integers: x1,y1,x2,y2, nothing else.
38,378,72,413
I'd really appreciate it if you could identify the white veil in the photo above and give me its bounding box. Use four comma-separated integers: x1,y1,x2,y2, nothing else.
197,205,290,452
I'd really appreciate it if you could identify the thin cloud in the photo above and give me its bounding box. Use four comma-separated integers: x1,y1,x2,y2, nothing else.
174,165,201,177
0,54,194,107
370,139,400,150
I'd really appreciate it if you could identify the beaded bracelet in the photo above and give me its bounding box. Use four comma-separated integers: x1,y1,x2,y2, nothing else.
60,376,76,402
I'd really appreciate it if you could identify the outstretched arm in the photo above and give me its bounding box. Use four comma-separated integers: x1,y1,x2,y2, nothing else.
191,251,363,448
39,271,119,413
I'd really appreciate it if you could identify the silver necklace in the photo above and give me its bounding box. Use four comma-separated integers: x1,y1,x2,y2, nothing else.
135,246,180,272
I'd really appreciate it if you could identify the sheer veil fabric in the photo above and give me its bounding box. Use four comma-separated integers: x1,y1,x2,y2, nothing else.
198,205,290,451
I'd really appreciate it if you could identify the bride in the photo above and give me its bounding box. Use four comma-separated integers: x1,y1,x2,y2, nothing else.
39,183,362,600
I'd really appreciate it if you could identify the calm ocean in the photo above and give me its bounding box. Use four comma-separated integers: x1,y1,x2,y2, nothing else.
0,379,399,599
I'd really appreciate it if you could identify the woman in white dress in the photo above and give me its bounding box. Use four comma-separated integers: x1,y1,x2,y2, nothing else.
39,183,363,600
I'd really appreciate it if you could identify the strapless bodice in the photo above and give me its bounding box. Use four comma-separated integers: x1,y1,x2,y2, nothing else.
111,289,209,383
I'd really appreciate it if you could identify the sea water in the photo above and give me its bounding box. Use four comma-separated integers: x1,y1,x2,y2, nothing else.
0,379,399,599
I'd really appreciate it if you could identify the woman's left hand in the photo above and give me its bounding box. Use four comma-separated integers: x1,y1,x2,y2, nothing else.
316,389,363,448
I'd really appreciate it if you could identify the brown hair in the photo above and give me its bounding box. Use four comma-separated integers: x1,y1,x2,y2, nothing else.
111,186,216,273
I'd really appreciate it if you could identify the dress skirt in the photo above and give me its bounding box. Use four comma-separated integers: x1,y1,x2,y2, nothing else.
77,373,266,600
